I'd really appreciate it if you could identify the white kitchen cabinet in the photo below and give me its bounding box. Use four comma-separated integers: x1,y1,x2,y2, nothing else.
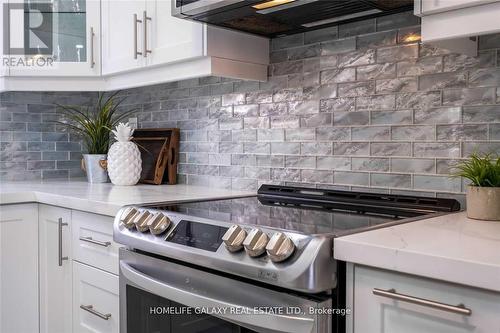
8,0,101,77
73,261,119,333
39,204,73,333
101,1,148,75
0,204,39,333
417,0,498,15
351,265,500,333
72,210,120,275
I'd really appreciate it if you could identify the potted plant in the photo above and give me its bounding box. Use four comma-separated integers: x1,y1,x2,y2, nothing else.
56,92,136,183
454,153,500,221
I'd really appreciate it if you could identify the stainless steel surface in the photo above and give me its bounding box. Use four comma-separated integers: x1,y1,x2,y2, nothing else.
83,154,108,183
133,210,152,232
121,207,138,229
58,218,68,267
243,228,269,257
90,26,95,68
148,212,171,235
143,11,152,57
114,206,337,293
172,0,245,18
120,248,332,333
133,13,142,59
79,236,111,247
80,304,112,320
266,232,295,263
221,224,246,252
373,288,472,316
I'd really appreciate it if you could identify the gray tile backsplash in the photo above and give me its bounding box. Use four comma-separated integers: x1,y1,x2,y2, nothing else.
1,11,500,205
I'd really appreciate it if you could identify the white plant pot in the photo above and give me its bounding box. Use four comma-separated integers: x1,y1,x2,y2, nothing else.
466,186,500,221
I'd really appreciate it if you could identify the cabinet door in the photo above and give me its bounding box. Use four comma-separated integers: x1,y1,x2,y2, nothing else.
0,204,39,333
8,0,101,76
39,204,73,333
353,265,500,333
101,0,147,75
145,0,204,67
419,0,498,14
73,261,119,333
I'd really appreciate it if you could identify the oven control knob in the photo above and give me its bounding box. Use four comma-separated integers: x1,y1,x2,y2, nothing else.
148,212,171,235
222,225,247,252
243,228,269,257
134,210,152,232
121,207,139,229
266,232,295,263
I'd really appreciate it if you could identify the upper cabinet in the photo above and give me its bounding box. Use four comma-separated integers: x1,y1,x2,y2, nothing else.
415,0,500,56
0,0,269,91
8,0,101,77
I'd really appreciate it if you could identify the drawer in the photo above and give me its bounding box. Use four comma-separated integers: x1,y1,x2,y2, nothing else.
73,261,119,333
353,265,500,333
72,210,119,274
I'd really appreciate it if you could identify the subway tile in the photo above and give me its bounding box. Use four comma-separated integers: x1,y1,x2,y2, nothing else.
271,142,301,155
301,142,332,155
414,143,460,158
478,34,500,50
414,175,461,192
334,142,370,156
272,34,304,50
376,77,417,93
371,110,412,125
300,113,332,128
357,63,396,81
317,156,350,170
392,125,435,141
338,81,375,97
301,169,333,184
419,44,451,57
419,72,467,90
257,129,285,141
246,91,273,104
334,171,369,186
244,167,270,181
243,142,270,154
377,44,418,63
371,142,411,157
243,117,269,129
316,127,351,141
287,44,321,60
490,124,500,140
437,124,488,141
256,155,284,167
272,60,303,76
273,88,303,102
396,91,441,110
463,105,500,123
376,12,420,31
285,156,316,168
320,98,356,112
351,126,391,141
462,142,500,156
352,157,389,172
443,51,495,72
320,55,338,69
442,88,496,106
259,103,287,117
371,173,411,189
391,158,435,173
270,168,301,182
271,116,300,129
397,57,443,76
288,100,319,115
338,49,376,68
356,94,395,111
285,128,316,141
321,38,356,56
357,30,397,49
414,107,461,124
469,68,500,87
339,18,376,38
334,111,370,126
231,154,257,166
320,68,356,84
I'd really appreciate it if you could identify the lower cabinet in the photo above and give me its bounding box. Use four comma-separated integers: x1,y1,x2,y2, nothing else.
39,204,73,333
0,203,39,333
73,261,120,333
352,265,500,333
0,203,120,333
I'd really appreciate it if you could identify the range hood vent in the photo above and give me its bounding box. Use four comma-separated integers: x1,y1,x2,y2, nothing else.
173,0,414,37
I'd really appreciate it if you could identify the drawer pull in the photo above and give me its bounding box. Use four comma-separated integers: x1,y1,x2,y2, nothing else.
373,288,472,316
80,304,111,320
80,236,111,247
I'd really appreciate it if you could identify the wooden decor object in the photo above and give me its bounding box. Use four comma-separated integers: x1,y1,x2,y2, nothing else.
132,128,180,185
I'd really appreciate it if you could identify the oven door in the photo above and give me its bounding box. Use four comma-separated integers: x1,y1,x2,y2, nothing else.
119,248,332,333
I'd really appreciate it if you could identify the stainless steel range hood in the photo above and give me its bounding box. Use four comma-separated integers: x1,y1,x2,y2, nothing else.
172,0,414,37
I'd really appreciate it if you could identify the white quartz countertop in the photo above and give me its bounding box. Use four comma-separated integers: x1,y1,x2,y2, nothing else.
0,180,255,216
334,211,500,292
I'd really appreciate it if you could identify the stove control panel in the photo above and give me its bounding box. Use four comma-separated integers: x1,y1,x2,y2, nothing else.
266,232,295,263
221,224,246,252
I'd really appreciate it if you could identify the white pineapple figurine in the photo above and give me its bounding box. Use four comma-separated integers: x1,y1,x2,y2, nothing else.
107,123,142,186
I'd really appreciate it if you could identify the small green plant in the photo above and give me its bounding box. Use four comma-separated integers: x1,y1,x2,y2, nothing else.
453,153,500,187
55,92,137,154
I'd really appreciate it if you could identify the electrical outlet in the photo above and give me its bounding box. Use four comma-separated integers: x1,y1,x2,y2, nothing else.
128,117,138,129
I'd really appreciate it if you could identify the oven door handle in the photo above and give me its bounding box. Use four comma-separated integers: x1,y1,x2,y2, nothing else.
120,261,317,333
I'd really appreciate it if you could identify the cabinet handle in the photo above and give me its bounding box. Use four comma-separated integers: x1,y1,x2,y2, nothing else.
79,236,111,247
373,288,472,316
134,13,142,59
90,26,95,68
143,11,152,57
80,305,111,320
58,218,68,266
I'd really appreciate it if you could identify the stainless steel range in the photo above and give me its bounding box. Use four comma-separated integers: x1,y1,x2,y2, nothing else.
113,185,460,333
